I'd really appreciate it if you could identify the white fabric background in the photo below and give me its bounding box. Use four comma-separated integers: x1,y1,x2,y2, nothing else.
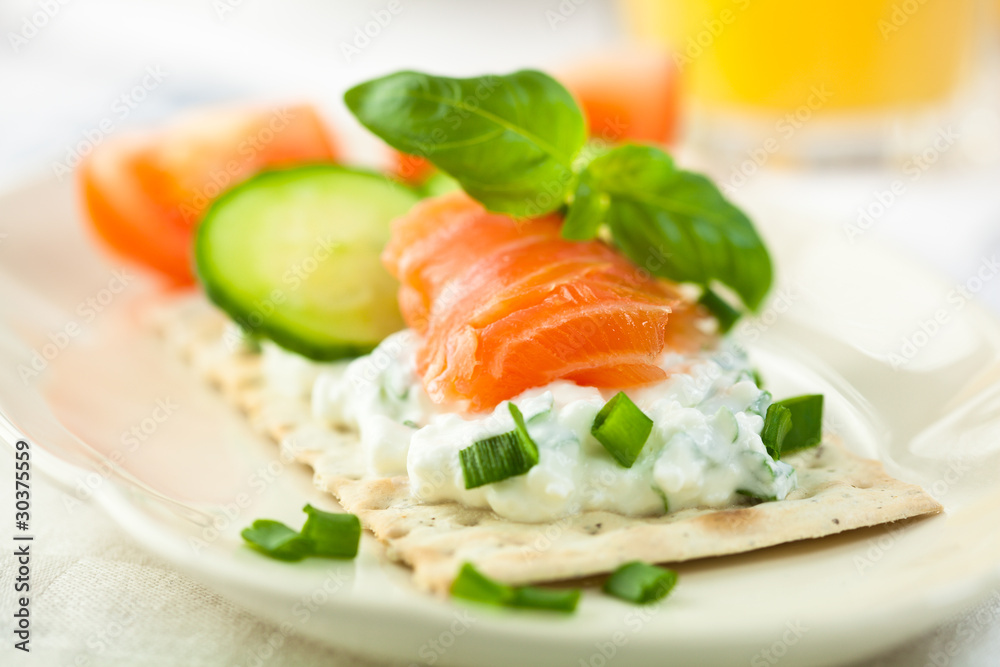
3,1,1000,665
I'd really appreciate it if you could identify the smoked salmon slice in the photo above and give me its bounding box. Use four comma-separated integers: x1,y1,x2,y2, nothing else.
382,193,707,411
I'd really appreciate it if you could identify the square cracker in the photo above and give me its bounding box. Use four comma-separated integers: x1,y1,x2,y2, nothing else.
151,296,943,595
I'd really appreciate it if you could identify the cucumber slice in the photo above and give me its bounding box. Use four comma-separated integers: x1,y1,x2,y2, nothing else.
421,171,460,197
195,165,421,360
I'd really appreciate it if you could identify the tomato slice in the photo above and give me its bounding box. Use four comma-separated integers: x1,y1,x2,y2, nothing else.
559,50,681,146
78,104,338,286
390,150,435,186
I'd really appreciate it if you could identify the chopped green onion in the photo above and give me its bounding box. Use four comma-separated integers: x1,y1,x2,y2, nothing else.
450,563,516,606
460,403,539,489
242,506,361,562
761,403,792,459
241,520,312,562
698,288,742,334
591,392,653,468
774,394,824,456
450,563,580,613
603,561,678,605
508,402,535,452
300,504,361,559
511,586,581,612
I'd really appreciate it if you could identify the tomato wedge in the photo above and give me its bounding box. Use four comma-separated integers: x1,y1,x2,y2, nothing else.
559,50,681,146
390,150,435,185
79,104,338,285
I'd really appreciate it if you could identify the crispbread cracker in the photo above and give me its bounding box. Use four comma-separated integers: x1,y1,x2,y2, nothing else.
150,295,943,595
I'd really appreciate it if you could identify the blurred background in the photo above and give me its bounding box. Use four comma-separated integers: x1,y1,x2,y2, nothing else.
2,0,1000,310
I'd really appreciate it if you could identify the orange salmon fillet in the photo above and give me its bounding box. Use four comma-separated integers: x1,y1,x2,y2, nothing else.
382,193,706,411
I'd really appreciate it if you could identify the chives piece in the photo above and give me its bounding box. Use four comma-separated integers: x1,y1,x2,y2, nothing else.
242,506,362,562
241,519,312,562
603,561,678,605
451,563,580,613
510,586,581,613
761,403,792,459
450,563,515,606
591,392,653,468
300,504,362,559
460,403,540,489
775,394,824,456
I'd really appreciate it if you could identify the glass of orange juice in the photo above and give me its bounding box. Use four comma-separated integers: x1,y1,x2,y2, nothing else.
620,0,978,163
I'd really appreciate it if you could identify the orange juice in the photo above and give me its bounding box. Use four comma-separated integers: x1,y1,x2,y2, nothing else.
622,0,975,113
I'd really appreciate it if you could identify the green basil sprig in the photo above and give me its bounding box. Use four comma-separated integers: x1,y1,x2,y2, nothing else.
581,145,772,310
346,70,585,218
345,69,773,313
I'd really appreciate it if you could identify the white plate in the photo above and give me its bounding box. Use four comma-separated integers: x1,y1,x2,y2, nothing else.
3,172,1000,667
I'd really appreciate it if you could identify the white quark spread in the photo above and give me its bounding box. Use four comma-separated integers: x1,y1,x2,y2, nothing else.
262,331,796,523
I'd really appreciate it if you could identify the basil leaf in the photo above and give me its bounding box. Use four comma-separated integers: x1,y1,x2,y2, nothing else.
583,144,772,311
698,288,742,333
345,70,586,217
562,178,608,241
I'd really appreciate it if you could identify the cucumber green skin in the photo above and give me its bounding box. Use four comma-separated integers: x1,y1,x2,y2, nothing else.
194,164,421,361
420,171,460,197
